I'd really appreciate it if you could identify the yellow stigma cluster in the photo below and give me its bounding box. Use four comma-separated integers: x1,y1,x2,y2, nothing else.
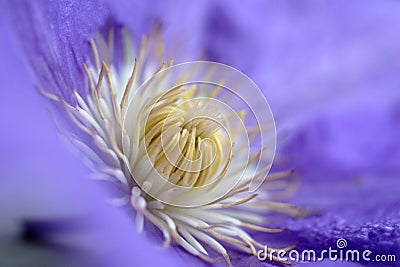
144,86,229,188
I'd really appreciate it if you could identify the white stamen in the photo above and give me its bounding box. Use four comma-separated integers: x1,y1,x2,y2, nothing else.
39,29,297,266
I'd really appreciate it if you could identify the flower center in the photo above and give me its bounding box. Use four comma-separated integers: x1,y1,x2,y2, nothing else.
144,87,228,188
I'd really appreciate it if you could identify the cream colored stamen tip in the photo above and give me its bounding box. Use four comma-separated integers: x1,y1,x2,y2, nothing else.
144,87,228,188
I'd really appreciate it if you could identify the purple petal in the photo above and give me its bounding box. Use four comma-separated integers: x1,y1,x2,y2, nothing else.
0,16,185,267
199,1,400,265
3,0,109,103
202,0,400,130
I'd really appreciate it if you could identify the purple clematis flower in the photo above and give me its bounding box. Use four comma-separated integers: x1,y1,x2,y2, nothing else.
2,0,296,266
1,0,400,267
